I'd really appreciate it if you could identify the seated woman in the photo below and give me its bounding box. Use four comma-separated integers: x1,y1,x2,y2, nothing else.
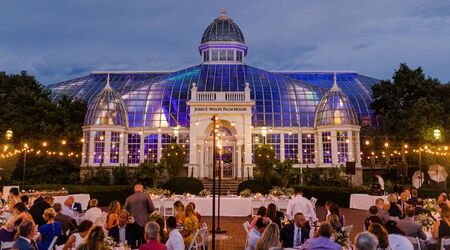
188,202,201,223
249,206,266,230
0,202,33,242
174,201,185,225
62,220,93,250
5,187,20,213
326,202,344,231
384,194,402,219
81,199,103,225
37,208,62,250
266,203,281,230
433,204,450,239
105,200,120,230
182,204,200,246
77,226,106,250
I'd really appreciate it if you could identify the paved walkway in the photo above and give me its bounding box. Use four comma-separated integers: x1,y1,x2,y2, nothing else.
201,206,367,249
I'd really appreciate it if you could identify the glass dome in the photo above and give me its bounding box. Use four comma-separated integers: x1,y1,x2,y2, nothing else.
315,81,359,127
201,11,245,44
84,81,128,126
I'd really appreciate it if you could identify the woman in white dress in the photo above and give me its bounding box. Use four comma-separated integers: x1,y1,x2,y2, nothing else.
62,220,93,250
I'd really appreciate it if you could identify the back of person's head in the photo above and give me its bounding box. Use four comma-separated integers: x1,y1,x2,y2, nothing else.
188,202,196,210
255,217,267,230
387,194,397,203
266,203,277,217
355,232,379,250
18,220,34,237
375,198,385,207
166,216,177,230
43,208,56,221
14,202,27,213
256,223,280,250
78,220,94,233
10,187,19,196
185,204,195,217
369,205,379,215
440,193,448,201
155,217,165,233
134,184,144,192
417,198,424,206
318,222,333,238
256,206,267,216
174,200,184,210
145,221,160,240
20,195,29,204
44,196,54,203
368,223,389,249
53,203,62,213
329,202,340,216
108,200,120,213
89,199,98,208
411,188,418,197
86,226,106,249
384,220,404,235
294,187,303,194
405,206,415,218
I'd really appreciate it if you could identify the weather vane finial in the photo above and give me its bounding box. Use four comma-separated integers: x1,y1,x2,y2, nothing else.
105,73,112,90
221,7,226,16
331,72,340,90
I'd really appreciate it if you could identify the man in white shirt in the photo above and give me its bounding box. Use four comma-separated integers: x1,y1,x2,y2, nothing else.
165,216,185,250
376,174,384,193
61,196,76,219
286,187,317,223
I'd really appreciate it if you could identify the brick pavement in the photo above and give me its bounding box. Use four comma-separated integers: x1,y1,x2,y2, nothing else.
201,206,367,249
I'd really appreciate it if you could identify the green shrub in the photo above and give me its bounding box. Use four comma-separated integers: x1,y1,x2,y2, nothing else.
112,165,129,185
23,184,134,206
161,177,203,194
237,180,272,194
296,185,369,207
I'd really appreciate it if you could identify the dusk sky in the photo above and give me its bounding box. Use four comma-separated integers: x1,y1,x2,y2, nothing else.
1,0,449,84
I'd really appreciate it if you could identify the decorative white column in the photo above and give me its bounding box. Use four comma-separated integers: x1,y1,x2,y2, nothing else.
157,132,162,162
199,145,205,178
297,132,303,164
280,133,285,161
237,142,242,179
89,130,95,166
104,130,111,164
317,131,323,165
139,133,145,163
331,130,338,165
119,132,125,165
348,131,354,162
355,131,361,164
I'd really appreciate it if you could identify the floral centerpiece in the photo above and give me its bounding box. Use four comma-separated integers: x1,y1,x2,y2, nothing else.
0,217,7,228
415,213,435,231
104,236,116,250
239,189,253,198
423,198,438,215
24,188,69,197
149,211,163,222
198,189,210,198
269,186,285,197
333,229,350,249
146,188,172,198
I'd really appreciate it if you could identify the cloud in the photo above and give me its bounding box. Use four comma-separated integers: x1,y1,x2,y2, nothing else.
0,0,449,84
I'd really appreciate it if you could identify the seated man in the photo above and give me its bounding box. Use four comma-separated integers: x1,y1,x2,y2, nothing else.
12,221,38,250
108,209,144,249
301,222,342,250
375,198,390,223
29,196,53,227
280,212,309,248
397,207,427,240
364,206,384,230
54,203,76,245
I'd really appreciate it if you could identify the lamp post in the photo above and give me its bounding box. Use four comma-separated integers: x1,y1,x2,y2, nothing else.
5,130,13,141
22,143,28,187
211,115,217,250
434,129,441,141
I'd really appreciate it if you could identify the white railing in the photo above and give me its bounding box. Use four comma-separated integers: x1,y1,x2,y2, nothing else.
190,82,251,102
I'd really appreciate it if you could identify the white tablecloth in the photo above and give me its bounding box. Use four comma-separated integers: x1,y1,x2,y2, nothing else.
349,194,387,210
155,197,254,217
53,194,91,210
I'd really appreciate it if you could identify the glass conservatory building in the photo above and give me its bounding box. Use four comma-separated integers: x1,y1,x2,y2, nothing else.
47,11,380,183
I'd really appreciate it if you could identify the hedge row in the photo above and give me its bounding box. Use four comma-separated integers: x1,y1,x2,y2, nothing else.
24,184,134,207
238,181,369,207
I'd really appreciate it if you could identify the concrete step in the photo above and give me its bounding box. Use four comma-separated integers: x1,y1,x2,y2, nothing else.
200,179,241,195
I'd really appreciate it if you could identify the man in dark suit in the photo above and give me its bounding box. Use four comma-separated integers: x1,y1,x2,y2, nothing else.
53,203,76,245
12,220,38,250
397,192,409,219
397,207,427,240
108,209,144,249
280,212,309,248
29,196,53,227
124,184,155,230
364,206,384,230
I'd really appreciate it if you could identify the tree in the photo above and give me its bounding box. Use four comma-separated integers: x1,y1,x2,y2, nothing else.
275,159,294,187
254,144,277,184
161,143,186,178
370,63,449,144
136,162,166,188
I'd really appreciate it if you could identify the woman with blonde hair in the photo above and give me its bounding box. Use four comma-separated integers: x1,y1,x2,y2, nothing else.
105,200,121,230
255,223,281,250
182,204,199,246
174,200,185,225
77,226,106,250
37,208,63,250
368,223,389,250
